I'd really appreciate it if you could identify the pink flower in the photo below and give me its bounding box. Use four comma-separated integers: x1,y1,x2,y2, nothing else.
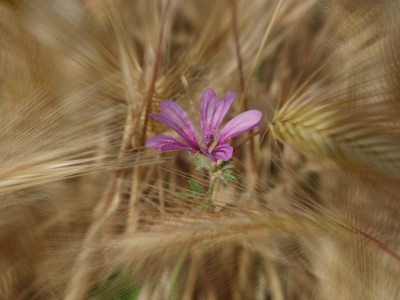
146,88,262,161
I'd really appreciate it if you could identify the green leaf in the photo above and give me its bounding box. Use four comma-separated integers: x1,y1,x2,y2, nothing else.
187,180,204,194
221,163,235,171
219,170,239,184
176,180,204,199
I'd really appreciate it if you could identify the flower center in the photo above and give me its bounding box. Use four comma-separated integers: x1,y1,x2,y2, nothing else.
202,133,215,150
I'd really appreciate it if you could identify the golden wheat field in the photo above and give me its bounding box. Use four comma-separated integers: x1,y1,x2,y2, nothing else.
1,0,400,299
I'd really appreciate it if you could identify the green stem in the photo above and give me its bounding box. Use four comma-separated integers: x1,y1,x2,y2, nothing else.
208,175,216,197
206,171,217,212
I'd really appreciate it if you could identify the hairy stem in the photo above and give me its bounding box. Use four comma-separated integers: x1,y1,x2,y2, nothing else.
208,175,216,197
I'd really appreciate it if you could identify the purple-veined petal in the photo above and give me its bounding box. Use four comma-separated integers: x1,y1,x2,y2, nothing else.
207,144,233,162
146,135,196,152
217,110,262,145
149,100,199,150
200,88,235,148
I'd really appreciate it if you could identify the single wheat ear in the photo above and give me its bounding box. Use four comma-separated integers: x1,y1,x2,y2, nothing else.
269,3,400,182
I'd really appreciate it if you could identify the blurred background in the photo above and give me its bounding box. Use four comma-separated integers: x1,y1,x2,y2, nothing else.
1,0,400,299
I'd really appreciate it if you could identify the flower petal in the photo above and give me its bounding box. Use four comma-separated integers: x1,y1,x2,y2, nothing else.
149,100,198,150
207,144,233,162
217,110,262,145
146,135,196,152
200,88,235,147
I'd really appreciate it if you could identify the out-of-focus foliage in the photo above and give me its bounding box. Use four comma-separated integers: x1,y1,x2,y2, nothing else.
0,0,399,299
